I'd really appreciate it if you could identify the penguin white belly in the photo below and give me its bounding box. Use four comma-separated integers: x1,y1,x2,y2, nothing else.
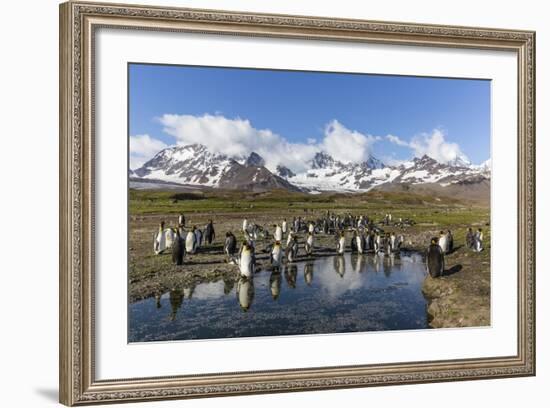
475,239,483,252
154,231,166,254
438,236,448,253
287,245,295,262
307,236,314,248
275,226,282,241
240,251,253,278
309,224,314,233
271,247,282,267
356,236,363,253
286,233,293,246
185,232,196,253
282,222,287,233
164,229,174,249
338,237,346,254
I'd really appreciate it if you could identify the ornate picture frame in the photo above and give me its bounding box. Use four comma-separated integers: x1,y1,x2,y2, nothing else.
59,1,535,405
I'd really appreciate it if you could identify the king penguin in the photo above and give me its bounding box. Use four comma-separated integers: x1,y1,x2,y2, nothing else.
239,242,254,278
438,230,449,254
427,237,445,278
305,232,314,256
185,227,197,254
271,241,283,270
286,235,299,263
356,231,364,254
274,224,283,242
171,227,185,266
224,231,237,262
337,231,346,255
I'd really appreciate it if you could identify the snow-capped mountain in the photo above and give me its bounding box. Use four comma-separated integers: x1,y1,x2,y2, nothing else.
134,144,299,192
132,143,490,193
134,144,233,187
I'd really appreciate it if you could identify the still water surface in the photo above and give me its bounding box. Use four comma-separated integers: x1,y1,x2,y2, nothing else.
129,252,429,342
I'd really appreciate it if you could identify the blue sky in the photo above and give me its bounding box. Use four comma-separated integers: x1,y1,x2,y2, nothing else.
129,63,490,170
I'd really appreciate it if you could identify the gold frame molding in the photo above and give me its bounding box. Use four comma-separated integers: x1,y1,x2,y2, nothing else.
59,1,536,405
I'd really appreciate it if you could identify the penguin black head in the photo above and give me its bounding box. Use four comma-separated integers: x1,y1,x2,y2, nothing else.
431,237,438,245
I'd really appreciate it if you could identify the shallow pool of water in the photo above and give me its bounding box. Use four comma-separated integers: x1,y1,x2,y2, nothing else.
129,252,429,342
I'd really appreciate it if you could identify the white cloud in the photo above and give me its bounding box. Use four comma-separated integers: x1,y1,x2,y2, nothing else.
321,120,380,164
386,134,409,147
410,129,469,164
386,129,469,165
129,134,167,169
157,114,379,172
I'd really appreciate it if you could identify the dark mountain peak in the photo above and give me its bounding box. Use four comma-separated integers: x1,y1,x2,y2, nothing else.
413,154,438,167
310,151,338,169
362,155,385,170
276,165,296,178
219,161,302,192
245,151,266,167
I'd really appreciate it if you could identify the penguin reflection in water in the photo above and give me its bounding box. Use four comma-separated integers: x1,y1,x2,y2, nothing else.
270,271,282,300
351,253,365,273
333,255,346,278
236,276,255,312
304,262,314,286
427,237,445,278
168,289,183,321
284,264,298,288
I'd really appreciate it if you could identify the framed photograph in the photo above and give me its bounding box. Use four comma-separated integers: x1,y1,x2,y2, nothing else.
59,1,536,405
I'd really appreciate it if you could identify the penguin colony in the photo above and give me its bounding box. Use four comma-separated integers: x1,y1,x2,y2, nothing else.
152,212,484,281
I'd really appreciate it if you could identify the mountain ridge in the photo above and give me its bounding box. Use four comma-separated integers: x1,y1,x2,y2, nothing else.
132,143,490,193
